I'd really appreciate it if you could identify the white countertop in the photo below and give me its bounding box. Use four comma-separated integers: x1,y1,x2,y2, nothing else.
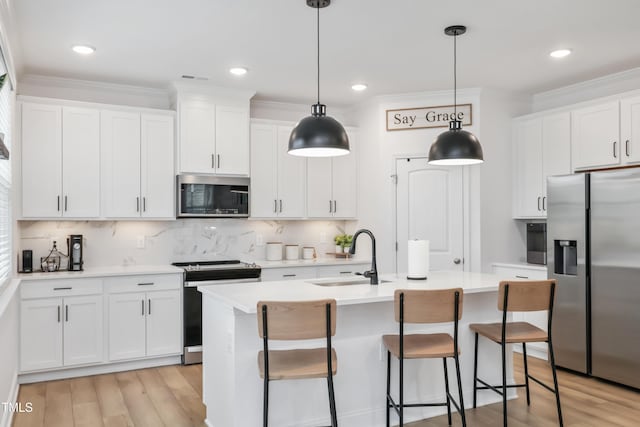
492,262,547,271
256,257,370,269
199,270,501,314
18,264,183,281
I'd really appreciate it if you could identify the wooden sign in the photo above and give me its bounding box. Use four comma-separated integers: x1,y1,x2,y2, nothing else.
386,104,472,131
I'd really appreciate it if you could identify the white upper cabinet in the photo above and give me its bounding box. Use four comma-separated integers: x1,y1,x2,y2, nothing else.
101,110,141,217
307,130,357,219
22,103,100,218
215,106,250,175
621,96,640,165
250,123,306,218
178,98,250,176
141,114,175,218
571,101,620,170
21,103,63,218
512,112,571,219
102,111,175,219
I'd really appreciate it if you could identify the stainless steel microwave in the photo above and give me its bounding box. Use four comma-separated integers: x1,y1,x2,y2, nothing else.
177,175,249,218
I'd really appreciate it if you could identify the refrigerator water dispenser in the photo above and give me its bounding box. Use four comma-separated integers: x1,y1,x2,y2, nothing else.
554,240,577,275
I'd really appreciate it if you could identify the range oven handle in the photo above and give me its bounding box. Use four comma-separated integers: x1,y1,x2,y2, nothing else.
184,277,261,287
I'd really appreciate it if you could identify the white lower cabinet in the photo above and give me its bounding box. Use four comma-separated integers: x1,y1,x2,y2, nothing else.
20,292,103,372
19,273,181,376
107,276,182,362
492,263,548,359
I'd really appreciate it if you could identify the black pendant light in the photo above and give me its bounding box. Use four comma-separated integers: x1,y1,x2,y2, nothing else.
428,25,483,166
288,0,350,157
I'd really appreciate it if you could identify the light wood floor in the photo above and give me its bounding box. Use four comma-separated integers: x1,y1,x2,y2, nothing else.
12,355,640,426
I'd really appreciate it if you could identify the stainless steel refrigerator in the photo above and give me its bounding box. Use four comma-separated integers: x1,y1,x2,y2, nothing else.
547,169,640,389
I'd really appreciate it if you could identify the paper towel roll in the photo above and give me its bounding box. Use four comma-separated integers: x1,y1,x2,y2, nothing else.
407,240,429,279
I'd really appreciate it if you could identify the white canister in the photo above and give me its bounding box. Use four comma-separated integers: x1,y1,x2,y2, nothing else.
302,247,316,260
285,245,299,260
407,239,429,280
266,242,283,261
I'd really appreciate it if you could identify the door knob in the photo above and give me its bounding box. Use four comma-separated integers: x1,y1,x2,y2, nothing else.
453,258,461,265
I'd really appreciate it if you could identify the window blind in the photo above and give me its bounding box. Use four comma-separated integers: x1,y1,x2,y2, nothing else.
0,74,12,287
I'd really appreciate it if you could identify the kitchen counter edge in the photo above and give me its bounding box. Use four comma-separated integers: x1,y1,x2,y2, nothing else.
17,265,184,281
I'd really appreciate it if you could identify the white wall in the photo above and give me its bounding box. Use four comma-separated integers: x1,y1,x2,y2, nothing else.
477,89,531,271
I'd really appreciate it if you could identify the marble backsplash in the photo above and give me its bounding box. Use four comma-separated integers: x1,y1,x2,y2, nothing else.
18,219,351,268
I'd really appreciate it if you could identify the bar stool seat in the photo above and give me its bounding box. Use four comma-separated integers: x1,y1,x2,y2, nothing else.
382,333,457,359
469,322,547,344
258,348,338,380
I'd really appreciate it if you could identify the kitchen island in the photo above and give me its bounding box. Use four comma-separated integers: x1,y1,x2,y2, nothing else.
199,271,517,427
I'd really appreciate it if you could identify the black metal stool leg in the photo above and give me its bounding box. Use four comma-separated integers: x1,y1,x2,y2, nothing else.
522,343,531,406
263,376,269,427
443,358,452,426
473,332,479,408
454,352,467,427
501,341,507,427
548,342,564,427
399,355,404,427
386,351,391,427
327,375,338,427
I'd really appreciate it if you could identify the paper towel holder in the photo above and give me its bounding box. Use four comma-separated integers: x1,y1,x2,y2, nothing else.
407,239,429,280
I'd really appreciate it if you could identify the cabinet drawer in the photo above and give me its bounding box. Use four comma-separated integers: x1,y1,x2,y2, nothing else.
492,265,547,281
317,264,369,278
21,278,103,299
261,267,316,282
105,274,181,293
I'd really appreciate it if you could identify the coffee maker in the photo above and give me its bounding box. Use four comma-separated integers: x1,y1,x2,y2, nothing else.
67,235,83,271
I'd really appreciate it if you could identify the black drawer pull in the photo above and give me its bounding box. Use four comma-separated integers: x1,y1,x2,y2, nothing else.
53,287,72,291
340,271,352,274
137,282,154,286
283,274,296,278
515,275,529,279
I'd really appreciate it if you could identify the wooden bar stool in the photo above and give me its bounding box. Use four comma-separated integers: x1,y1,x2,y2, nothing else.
383,288,466,427
257,299,338,427
469,280,563,427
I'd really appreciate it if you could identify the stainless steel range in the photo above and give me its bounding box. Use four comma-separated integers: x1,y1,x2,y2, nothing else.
173,260,261,364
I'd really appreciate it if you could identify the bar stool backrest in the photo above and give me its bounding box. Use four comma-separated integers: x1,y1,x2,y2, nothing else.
394,288,464,324
257,299,337,340
497,280,556,312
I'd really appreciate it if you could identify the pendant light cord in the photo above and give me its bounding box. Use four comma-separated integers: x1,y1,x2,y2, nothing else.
317,3,320,105
453,29,457,117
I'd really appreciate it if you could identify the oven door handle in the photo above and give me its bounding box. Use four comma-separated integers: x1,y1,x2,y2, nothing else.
184,277,261,287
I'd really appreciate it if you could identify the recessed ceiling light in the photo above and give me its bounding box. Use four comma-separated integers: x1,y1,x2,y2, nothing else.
351,83,368,91
229,67,248,76
550,49,572,58
72,45,96,55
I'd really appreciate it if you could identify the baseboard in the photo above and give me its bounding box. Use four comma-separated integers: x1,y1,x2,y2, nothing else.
18,355,181,384
513,344,548,361
0,372,19,427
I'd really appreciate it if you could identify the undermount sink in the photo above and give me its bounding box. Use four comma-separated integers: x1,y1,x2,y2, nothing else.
308,277,391,286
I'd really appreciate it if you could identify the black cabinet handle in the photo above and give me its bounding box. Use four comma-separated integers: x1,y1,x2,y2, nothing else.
137,282,154,286
136,197,140,212
537,196,541,211
542,196,546,211
211,154,215,168
515,275,529,279
329,200,332,213
626,140,630,157
57,306,61,322
141,300,145,316
53,287,72,291
65,305,69,322
279,200,283,213
64,196,68,211
274,200,277,213
333,200,337,213
613,141,617,158
143,197,146,212
217,154,221,169
283,274,296,278
57,196,60,211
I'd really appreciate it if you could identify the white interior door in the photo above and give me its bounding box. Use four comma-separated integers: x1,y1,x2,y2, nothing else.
395,157,464,273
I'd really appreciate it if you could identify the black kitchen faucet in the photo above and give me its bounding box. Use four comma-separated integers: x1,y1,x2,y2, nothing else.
349,229,378,285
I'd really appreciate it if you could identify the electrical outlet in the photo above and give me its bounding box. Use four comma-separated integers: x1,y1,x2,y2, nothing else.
136,236,145,249
319,231,327,243
50,236,60,248
256,233,264,246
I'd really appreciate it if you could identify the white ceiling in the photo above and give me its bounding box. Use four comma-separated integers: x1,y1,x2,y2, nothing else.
13,0,640,106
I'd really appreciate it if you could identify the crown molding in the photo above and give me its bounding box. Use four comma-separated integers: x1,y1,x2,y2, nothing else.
375,87,483,105
532,66,640,112
19,74,170,97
